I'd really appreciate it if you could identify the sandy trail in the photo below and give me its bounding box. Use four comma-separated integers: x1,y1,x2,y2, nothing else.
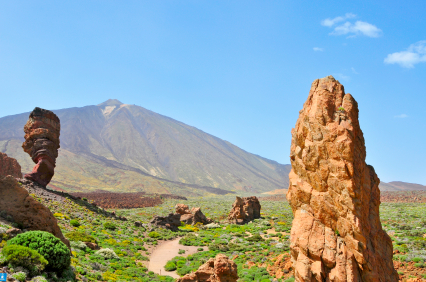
148,237,207,278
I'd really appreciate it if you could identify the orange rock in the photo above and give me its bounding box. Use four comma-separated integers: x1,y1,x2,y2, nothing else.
287,76,398,281
227,196,261,224
175,204,191,215
0,152,22,178
176,254,238,282
0,175,69,248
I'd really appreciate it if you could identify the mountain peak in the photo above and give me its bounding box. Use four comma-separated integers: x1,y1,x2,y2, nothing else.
97,99,123,107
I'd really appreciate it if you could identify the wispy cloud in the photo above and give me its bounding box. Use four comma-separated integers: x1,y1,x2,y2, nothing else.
321,13,356,27
333,73,350,81
394,114,408,118
321,14,382,38
351,67,358,74
384,40,426,68
313,47,324,52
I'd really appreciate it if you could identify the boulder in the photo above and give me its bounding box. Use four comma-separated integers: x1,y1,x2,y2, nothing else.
22,107,60,187
176,254,238,282
149,213,182,231
180,207,213,225
175,203,191,215
287,76,398,281
0,152,22,178
0,176,70,248
227,196,261,224
85,242,100,250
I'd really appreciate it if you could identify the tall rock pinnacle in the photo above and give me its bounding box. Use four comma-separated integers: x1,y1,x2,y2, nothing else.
22,107,60,187
287,76,398,281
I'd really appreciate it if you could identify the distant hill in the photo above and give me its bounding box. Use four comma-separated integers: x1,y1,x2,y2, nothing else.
379,181,426,191
0,99,291,195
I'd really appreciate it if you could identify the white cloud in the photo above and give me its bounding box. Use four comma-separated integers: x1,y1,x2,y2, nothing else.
321,13,356,27
394,114,408,118
331,21,382,38
313,47,324,52
351,67,358,74
384,40,426,68
333,73,350,81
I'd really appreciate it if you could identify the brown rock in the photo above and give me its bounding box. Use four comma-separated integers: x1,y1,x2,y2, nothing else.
149,213,182,231
5,228,22,238
0,152,22,179
0,175,70,248
287,76,398,281
85,242,100,250
180,207,213,225
227,196,261,224
22,107,60,187
175,204,191,215
176,254,238,282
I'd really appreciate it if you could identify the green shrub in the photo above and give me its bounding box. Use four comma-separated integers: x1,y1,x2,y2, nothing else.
412,257,422,263
95,248,119,259
70,219,80,227
247,234,264,242
178,249,185,254
103,222,116,230
12,271,26,282
65,231,97,243
7,231,70,271
30,276,48,282
148,231,161,238
2,244,48,271
164,261,177,271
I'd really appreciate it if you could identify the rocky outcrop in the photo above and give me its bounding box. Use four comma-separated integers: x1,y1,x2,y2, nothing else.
0,152,22,178
0,175,70,248
149,213,182,231
287,76,398,281
175,204,191,215
180,207,213,225
176,254,238,282
227,196,261,224
22,107,60,187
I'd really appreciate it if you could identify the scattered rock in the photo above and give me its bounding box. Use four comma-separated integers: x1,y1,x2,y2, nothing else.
0,175,70,248
134,221,142,227
5,228,22,238
287,76,398,281
227,196,261,224
22,107,60,187
0,152,22,178
180,207,213,225
85,242,100,250
149,213,182,231
176,254,238,282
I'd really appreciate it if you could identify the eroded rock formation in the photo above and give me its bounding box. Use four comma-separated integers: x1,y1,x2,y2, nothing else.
176,254,238,282
175,203,191,215
0,175,70,248
149,213,182,231
180,206,213,225
227,196,261,224
287,76,398,281
22,107,60,187
0,152,22,178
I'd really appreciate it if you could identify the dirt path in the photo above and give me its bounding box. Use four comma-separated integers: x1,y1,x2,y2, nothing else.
148,237,207,278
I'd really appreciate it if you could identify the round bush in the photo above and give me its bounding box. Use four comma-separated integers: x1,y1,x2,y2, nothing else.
2,244,48,271
12,271,26,282
164,261,177,271
103,222,116,230
7,231,71,271
70,219,80,227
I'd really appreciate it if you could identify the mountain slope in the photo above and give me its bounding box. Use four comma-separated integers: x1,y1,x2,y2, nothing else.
0,99,291,194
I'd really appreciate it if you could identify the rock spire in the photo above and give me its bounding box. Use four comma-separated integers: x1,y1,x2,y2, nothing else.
22,107,60,187
287,76,398,281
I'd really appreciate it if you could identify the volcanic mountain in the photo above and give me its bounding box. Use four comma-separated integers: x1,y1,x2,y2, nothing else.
0,99,291,195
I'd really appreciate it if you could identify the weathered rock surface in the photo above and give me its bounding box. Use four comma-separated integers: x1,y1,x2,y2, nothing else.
176,254,238,282
149,213,182,231
227,196,261,224
22,107,60,187
0,175,70,248
0,152,22,178
287,76,398,281
180,207,213,225
175,204,191,215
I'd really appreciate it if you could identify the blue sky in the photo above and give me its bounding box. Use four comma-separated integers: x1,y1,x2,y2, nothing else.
1,1,425,185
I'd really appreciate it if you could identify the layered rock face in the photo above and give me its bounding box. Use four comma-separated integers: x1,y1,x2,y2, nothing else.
149,213,182,231
22,107,60,187
0,152,22,178
179,205,213,225
227,196,261,224
0,175,70,248
287,76,398,281
176,254,238,282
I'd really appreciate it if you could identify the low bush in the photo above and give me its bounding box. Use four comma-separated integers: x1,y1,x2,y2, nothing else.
148,231,161,238
95,248,119,259
103,222,116,230
164,261,177,271
65,231,97,243
2,244,48,272
70,219,80,227
7,231,71,271
12,271,26,282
